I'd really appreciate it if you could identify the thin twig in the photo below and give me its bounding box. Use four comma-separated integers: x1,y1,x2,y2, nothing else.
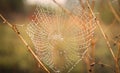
86,0,95,10
85,38,96,73
79,0,85,9
97,62,115,73
117,41,120,59
118,0,120,11
0,14,50,73
87,0,115,62
107,0,120,22
91,0,95,10
87,1,120,73
83,54,91,73
53,0,72,15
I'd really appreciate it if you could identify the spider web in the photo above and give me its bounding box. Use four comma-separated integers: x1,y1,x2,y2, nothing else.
27,1,96,73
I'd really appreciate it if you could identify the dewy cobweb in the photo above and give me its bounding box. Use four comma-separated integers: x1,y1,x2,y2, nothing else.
27,0,96,73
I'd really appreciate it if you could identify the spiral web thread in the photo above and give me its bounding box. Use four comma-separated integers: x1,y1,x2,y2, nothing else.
27,1,96,73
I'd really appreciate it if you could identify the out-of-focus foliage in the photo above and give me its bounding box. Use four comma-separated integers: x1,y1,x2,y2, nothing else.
0,0,120,73
0,0,24,13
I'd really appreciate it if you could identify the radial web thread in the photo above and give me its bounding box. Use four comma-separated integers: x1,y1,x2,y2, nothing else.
27,1,96,73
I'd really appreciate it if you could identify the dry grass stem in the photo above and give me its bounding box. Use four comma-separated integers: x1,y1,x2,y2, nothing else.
1,0,119,73
0,14,50,73
107,0,120,22
87,1,120,73
117,42,120,59
52,0,72,15
84,38,96,73
91,0,95,10
84,55,91,73
79,0,85,9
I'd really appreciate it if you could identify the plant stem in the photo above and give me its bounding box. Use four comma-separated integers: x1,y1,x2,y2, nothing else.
0,14,50,73
87,1,120,73
107,0,120,22
79,0,85,9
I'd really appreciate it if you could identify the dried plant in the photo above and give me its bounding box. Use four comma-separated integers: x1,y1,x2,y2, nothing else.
27,0,96,73
0,14,50,73
0,0,120,73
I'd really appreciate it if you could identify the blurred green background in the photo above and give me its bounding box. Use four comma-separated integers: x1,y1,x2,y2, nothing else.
0,0,120,73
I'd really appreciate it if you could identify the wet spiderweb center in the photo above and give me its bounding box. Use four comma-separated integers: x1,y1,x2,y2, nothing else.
27,1,96,73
